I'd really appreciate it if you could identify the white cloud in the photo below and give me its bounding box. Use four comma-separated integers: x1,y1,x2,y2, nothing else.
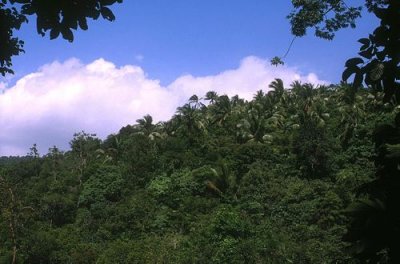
169,56,328,102
0,56,328,156
0,82,6,93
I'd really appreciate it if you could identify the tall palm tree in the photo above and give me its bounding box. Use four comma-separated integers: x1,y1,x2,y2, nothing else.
236,102,271,143
192,160,239,200
175,103,207,137
230,94,245,108
205,91,218,104
268,78,285,103
134,114,162,140
188,94,205,110
136,114,155,134
265,79,300,135
333,84,369,147
253,90,265,102
289,82,330,128
208,95,232,126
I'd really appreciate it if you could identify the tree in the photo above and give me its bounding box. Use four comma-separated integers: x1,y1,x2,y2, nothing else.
272,0,363,66
288,0,362,40
342,0,400,102
0,173,34,264
286,0,399,102
207,95,233,126
268,78,285,103
133,114,163,141
0,175,18,264
69,131,101,185
205,91,218,104
236,101,271,144
344,113,400,262
0,0,123,76
191,161,240,200
174,100,207,140
285,1,400,262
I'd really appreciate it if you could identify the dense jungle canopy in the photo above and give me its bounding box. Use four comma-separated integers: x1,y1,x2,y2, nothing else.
1,0,399,263
0,80,399,263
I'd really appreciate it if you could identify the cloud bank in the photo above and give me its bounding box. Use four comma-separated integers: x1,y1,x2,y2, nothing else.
0,56,327,156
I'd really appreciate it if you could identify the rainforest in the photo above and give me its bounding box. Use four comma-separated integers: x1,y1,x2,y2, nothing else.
1,0,400,263
1,79,399,263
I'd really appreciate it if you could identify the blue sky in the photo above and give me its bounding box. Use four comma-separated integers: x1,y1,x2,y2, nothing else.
11,0,378,84
1,1,379,155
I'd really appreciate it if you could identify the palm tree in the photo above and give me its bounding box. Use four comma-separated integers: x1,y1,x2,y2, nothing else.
284,82,332,178
205,91,218,104
96,136,120,164
175,103,207,137
268,78,285,103
236,102,271,143
192,160,240,200
135,114,154,134
157,120,178,137
230,94,245,108
134,114,162,140
208,95,232,126
333,84,369,147
188,94,205,110
265,79,300,136
253,90,265,102
288,82,330,128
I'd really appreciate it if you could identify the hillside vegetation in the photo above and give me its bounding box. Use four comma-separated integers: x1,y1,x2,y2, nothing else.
1,80,399,263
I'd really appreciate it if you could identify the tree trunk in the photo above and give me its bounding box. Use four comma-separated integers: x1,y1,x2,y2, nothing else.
8,187,17,264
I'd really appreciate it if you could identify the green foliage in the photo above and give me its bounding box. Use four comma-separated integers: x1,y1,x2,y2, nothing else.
0,2,27,75
342,0,400,102
0,0,122,75
0,81,394,263
2,1,399,262
78,165,124,210
338,21,400,256
344,113,400,262
293,117,331,178
278,0,399,96
118,132,159,187
288,0,362,40
271,56,284,66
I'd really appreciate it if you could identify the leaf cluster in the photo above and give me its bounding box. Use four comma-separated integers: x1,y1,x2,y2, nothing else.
0,0,122,76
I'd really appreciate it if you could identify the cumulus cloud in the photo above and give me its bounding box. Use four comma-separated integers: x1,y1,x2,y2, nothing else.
0,56,327,156
0,82,6,93
169,56,327,102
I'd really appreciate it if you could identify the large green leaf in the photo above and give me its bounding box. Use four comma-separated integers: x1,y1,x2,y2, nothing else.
345,57,364,68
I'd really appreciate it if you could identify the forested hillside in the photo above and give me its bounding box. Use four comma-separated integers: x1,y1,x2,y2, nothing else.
1,80,398,263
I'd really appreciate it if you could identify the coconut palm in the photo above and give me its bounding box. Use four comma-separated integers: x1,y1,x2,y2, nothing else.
289,82,330,128
268,78,285,103
205,91,219,104
175,103,207,138
96,136,120,164
253,90,265,102
208,95,232,126
236,102,272,143
333,84,370,146
134,114,162,140
192,160,240,200
188,94,205,110
230,94,245,107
